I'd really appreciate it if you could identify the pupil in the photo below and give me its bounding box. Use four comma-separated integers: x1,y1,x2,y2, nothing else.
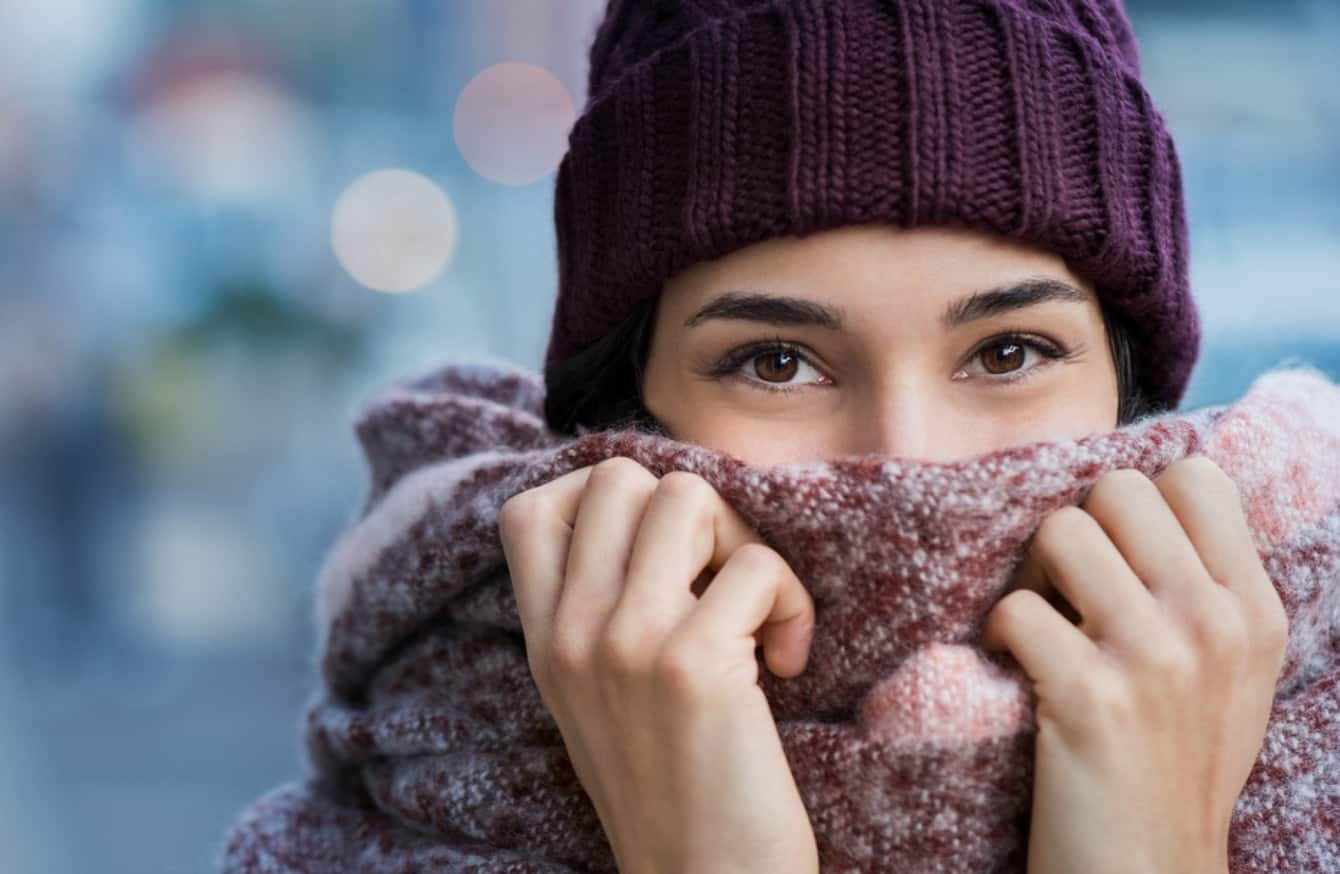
756,351,797,382
985,343,1024,374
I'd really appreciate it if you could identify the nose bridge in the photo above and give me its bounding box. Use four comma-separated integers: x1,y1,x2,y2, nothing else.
869,377,935,461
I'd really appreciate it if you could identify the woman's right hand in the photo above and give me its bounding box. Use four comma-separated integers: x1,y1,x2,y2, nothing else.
497,456,819,874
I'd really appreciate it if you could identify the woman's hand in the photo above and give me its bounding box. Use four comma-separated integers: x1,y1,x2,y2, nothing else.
497,457,820,874
980,457,1289,874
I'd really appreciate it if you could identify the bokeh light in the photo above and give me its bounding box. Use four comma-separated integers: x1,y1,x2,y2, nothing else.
124,29,317,207
453,61,575,185
330,168,459,293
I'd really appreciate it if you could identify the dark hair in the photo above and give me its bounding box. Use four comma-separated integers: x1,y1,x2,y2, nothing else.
544,292,1159,437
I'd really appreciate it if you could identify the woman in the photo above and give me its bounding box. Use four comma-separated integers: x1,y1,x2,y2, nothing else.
497,1,1288,873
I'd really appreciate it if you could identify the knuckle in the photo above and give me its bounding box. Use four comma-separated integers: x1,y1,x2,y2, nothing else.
1162,455,1237,497
1183,454,1232,482
548,629,592,677
1065,669,1136,728
1033,505,1091,550
596,621,647,674
994,587,1045,625
655,469,716,503
590,455,654,489
657,473,735,544
983,589,1044,646
730,540,784,572
1096,684,1138,726
653,638,707,698
498,489,541,529
1085,467,1152,513
1140,638,1198,683
1188,594,1250,661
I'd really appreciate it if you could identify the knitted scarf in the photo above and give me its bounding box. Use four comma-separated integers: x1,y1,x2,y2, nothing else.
220,359,1340,874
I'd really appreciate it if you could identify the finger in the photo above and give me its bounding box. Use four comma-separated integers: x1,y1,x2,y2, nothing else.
979,587,1098,690
611,471,767,641
497,464,596,648
1153,456,1276,606
555,457,661,644
1023,505,1159,644
1154,456,1290,662
1082,468,1216,614
1006,549,1084,628
671,542,815,679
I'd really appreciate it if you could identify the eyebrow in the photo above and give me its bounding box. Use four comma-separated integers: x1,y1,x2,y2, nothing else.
683,289,845,330
682,277,1088,331
940,278,1088,328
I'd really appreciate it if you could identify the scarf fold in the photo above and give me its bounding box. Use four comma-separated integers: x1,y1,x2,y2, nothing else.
220,359,1340,874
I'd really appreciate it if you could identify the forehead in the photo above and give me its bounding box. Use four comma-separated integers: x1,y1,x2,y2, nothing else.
660,223,1096,320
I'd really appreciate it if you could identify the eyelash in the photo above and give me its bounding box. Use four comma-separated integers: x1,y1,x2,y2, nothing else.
706,332,1073,395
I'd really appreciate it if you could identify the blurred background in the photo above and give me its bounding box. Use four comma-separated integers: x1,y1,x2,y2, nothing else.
0,1,1335,872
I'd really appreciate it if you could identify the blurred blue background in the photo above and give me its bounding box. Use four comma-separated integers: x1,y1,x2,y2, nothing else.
0,2,1335,872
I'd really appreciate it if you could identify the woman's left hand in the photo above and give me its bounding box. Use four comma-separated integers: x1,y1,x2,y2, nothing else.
980,456,1290,874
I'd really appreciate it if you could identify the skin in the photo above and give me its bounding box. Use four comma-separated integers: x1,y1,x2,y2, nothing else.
498,224,1288,874
641,222,1120,464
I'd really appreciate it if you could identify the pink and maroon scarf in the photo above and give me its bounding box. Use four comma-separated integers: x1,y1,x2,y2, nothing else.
220,359,1340,873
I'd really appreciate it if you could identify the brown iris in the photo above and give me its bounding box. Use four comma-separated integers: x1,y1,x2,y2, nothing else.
981,342,1025,375
754,349,800,382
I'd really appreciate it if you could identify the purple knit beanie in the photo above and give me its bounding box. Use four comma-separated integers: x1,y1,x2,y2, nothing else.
543,0,1201,413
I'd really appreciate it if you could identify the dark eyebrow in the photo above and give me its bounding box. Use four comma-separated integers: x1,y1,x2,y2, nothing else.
683,290,846,330
682,277,1087,332
941,278,1088,328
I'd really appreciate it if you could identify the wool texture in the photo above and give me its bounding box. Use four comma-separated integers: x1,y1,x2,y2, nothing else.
546,0,1201,412
219,358,1340,874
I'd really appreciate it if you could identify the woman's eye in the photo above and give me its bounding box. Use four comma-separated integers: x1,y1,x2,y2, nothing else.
963,336,1065,382
714,334,1066,393
981,340,1028,374
753,348,799,382
746,347,824,388
716,342,827,393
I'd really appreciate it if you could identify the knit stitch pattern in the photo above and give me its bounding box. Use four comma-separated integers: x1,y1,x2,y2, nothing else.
545,0,1201,412
220,359,1340,873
